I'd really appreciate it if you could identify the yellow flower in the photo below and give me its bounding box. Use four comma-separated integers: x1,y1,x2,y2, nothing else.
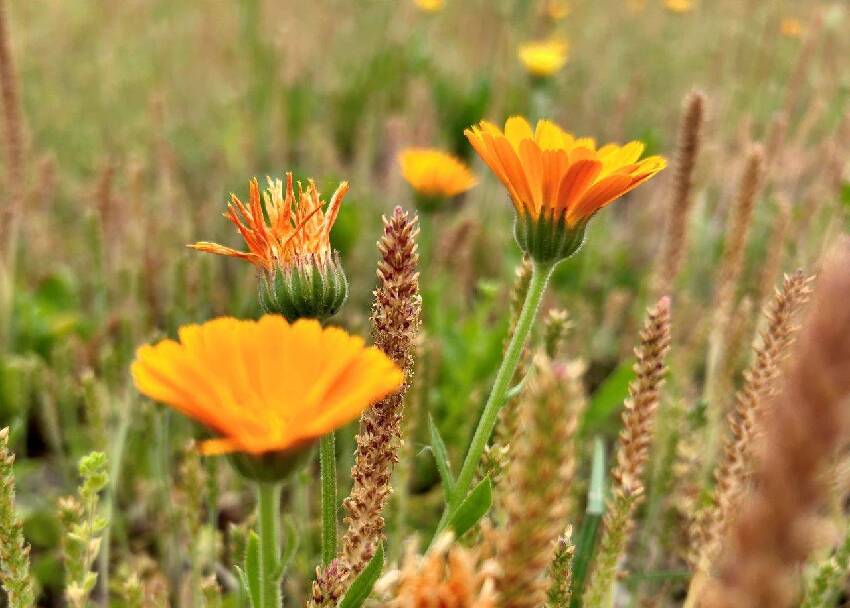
543,0,571,20
465,116,666,227
518,40,569,78
414,0,444,12
190,173,347,273
398,148,477,199
132,316,404,456
627,0,646,12
664,0,694,13
780,17,803,38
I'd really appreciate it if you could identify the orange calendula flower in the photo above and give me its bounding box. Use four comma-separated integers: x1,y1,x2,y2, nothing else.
664,0,694,13
542,0,571,21
191,173,347,272
414,0,444,12
399,148,477,202
518,40,569,78
191,173,350,321
780,17,803,38
465,116,665,262
132,316,404,457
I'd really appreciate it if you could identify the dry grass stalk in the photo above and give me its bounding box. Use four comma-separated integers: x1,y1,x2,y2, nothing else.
0,0,24,261
583,297,672,607
703,145,765,463
756,198,792,309
700,239,850,608
543,308,571,359
497,356,585,608
329,207,421,595
653,90,706,298
687,270,813,606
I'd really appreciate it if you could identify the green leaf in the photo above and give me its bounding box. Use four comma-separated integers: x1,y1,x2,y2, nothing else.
272,516,299,580
569,437,607,607
429,414,455,498
446,476,493,538
581,361,634,433
339,544,384,608
242,531,261,608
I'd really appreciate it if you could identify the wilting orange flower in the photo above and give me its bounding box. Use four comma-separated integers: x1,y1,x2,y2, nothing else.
780,17,803,38
664,0,694,13
518,40,569,77
465,116,666,227
399,148,477,198
389,535,498,608
132,316,404,455
414,0,444,12
190,173,348,272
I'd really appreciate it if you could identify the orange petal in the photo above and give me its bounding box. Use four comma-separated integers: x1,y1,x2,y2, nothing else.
555,159,602,215
568,174,634,224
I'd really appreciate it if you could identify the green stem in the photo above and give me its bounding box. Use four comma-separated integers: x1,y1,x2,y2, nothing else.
257,482,282,608
436,259,554,533
319,433,337,565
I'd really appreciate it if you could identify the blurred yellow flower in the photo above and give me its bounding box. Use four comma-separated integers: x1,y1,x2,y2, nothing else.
414,0,444,12
780,17,804,38
465,116,666,227
190,173,347,272
399,148,477,198
664,0,694,13
627,0,647,12
543,0,571,20
518,40,569,78
132,316,404,456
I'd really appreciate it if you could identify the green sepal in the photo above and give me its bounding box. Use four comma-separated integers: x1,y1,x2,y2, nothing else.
514,210,587,264
228,442,316,483
258,252,349,322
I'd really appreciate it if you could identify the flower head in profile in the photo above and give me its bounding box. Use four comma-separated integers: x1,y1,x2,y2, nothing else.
399,148,476,210
664,0,694,13
191,173,349,321
780,17,803,39
132,316,403,457
414,0,444,12
191,173,346,272
465,116,665,263
518,40,569,78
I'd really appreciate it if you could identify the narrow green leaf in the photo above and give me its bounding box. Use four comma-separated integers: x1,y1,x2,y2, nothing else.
569,437,607,608
581,361,633,433
272,516,299,580
446,476,492,538
338,544,384,608
243,531,261,608
234,566,253,608
429,414,455,498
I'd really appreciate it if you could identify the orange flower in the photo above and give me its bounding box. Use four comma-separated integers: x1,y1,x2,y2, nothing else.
132,316,403,456
518,40,569,77
664,0,694,13
190,173,348,272
780,17,803,39
399,148,477,199
465,116,666,227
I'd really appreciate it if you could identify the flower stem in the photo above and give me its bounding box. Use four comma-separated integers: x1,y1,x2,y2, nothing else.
319,432,337,565
437,259,555,533
257,482,282,608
